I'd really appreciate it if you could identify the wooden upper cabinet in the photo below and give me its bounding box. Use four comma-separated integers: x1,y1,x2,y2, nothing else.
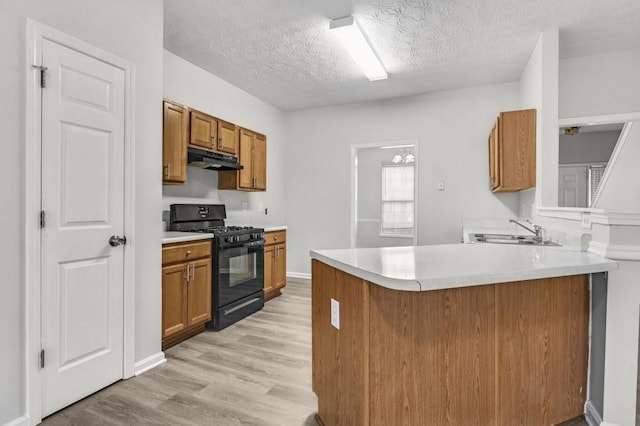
253,133,267,190
219,127,267,191
238,128,255,189
217,119,238,155
190,110,217,151
162,100,188,184
489,109,536,192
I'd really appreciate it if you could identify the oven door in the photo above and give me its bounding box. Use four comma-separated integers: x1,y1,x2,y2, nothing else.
215,240,264,308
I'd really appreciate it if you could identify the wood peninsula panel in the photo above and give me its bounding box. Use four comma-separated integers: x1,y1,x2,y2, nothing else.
311,259,589,425
495,275,589,425
312,260,369,426
369,284,496,426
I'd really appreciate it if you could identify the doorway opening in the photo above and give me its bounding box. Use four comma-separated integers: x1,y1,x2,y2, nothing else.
350,141,418,248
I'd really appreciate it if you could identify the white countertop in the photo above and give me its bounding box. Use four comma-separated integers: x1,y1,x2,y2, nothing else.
310,244,617,292
261,225,287,232
162,231,214,244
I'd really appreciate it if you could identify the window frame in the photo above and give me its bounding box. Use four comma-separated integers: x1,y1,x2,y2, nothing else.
379,162,415,239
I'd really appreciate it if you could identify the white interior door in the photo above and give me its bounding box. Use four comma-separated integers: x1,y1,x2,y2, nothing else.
558,165,588,208
41,38,126,416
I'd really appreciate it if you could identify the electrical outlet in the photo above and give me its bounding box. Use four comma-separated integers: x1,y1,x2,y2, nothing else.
331,298,340,330
258,202,264,212
242,202,248,212
437,181,445,191
581,213,592,229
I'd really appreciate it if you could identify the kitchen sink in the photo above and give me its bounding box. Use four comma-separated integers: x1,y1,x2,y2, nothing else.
468,233,561,246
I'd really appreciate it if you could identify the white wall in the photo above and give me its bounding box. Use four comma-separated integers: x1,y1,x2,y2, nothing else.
0,1,163,423
162,50,286,227
519,30,559,213
560,47,640,119
594,123,640,212
285,82,521,275
559,130,620,165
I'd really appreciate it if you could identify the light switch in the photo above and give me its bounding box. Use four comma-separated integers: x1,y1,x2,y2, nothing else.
242,202,248,212
331,298,340,330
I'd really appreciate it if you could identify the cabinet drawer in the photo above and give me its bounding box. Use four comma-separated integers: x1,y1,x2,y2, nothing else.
265,231,286,245
162,240,211,265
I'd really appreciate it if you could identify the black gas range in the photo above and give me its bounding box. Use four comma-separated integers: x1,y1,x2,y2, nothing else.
169,204,265,330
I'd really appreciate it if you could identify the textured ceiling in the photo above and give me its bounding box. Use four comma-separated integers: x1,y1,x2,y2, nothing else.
164,0,640,111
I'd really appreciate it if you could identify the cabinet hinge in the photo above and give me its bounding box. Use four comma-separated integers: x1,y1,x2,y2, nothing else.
32,65,47,88
40,210,46,228
40,349,45,369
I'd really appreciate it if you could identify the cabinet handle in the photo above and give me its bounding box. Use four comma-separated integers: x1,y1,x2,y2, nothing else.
185,263,190,282
191,262,195,281
163,164,170,178
186,250,192,256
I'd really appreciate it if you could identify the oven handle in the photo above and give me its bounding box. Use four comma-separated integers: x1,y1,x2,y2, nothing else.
223,296,262,315
219,240,265,250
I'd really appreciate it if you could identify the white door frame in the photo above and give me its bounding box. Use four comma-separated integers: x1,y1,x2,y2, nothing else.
350,139,419,248
25,19,136,425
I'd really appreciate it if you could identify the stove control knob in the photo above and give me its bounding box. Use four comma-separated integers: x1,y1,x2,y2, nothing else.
234,235,240,242
225,236,231,243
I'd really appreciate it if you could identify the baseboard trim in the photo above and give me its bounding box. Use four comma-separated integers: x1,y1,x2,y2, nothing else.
584,400,603,426
287,271,311,280
134,351,166,376
2,416,28,426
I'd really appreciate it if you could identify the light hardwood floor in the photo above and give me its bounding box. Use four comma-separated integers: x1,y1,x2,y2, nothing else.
43,278,318,426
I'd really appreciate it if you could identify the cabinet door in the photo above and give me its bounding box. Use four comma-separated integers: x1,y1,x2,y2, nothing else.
238,128,254,189
264,245,275,294
273,244,286,290
187,258,212,326
253,133,267,190
162,263,188,338
217,120,238,156
190,110,216,151
162,101,188,184
488,117,500,190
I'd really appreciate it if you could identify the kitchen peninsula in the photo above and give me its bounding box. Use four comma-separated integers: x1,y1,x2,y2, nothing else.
310,244,616,426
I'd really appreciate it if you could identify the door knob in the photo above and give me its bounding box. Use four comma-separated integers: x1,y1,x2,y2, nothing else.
109,235,127,247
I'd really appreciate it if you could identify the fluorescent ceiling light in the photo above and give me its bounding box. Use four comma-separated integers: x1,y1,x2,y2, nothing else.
380,144,413,150
329,16,387,81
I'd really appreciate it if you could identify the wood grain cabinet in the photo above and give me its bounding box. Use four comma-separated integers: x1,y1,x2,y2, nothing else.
190,110,239,156
217,119,239,156
162,100,188,184
162,240,212,349
218,128,266,191
488,109,536,192
190,110,217,152
264,230,286,300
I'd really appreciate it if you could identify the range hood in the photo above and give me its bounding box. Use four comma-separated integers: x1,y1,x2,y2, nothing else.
187,147,243,171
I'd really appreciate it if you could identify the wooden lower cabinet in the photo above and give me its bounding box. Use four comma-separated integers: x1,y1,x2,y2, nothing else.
264,230,286,301
312,260,589,425
162,240,212,349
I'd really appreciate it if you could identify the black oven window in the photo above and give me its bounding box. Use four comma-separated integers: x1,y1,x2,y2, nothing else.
228,251,257,287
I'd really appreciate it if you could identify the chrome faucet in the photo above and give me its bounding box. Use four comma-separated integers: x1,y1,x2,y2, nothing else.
509,219,543,242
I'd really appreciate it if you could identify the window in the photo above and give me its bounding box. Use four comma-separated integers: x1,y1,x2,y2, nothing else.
588,164,606,207
380,164,414,237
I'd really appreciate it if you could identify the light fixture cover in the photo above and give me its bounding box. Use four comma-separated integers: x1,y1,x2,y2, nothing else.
330,16,388,81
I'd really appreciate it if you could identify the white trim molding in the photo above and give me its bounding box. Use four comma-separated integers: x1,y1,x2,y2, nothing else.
2,416,28,426
134,352,166,376
589,241,640,261
591,211,640,226
287,272,311,280
584,400,603,426
25,19,136,425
